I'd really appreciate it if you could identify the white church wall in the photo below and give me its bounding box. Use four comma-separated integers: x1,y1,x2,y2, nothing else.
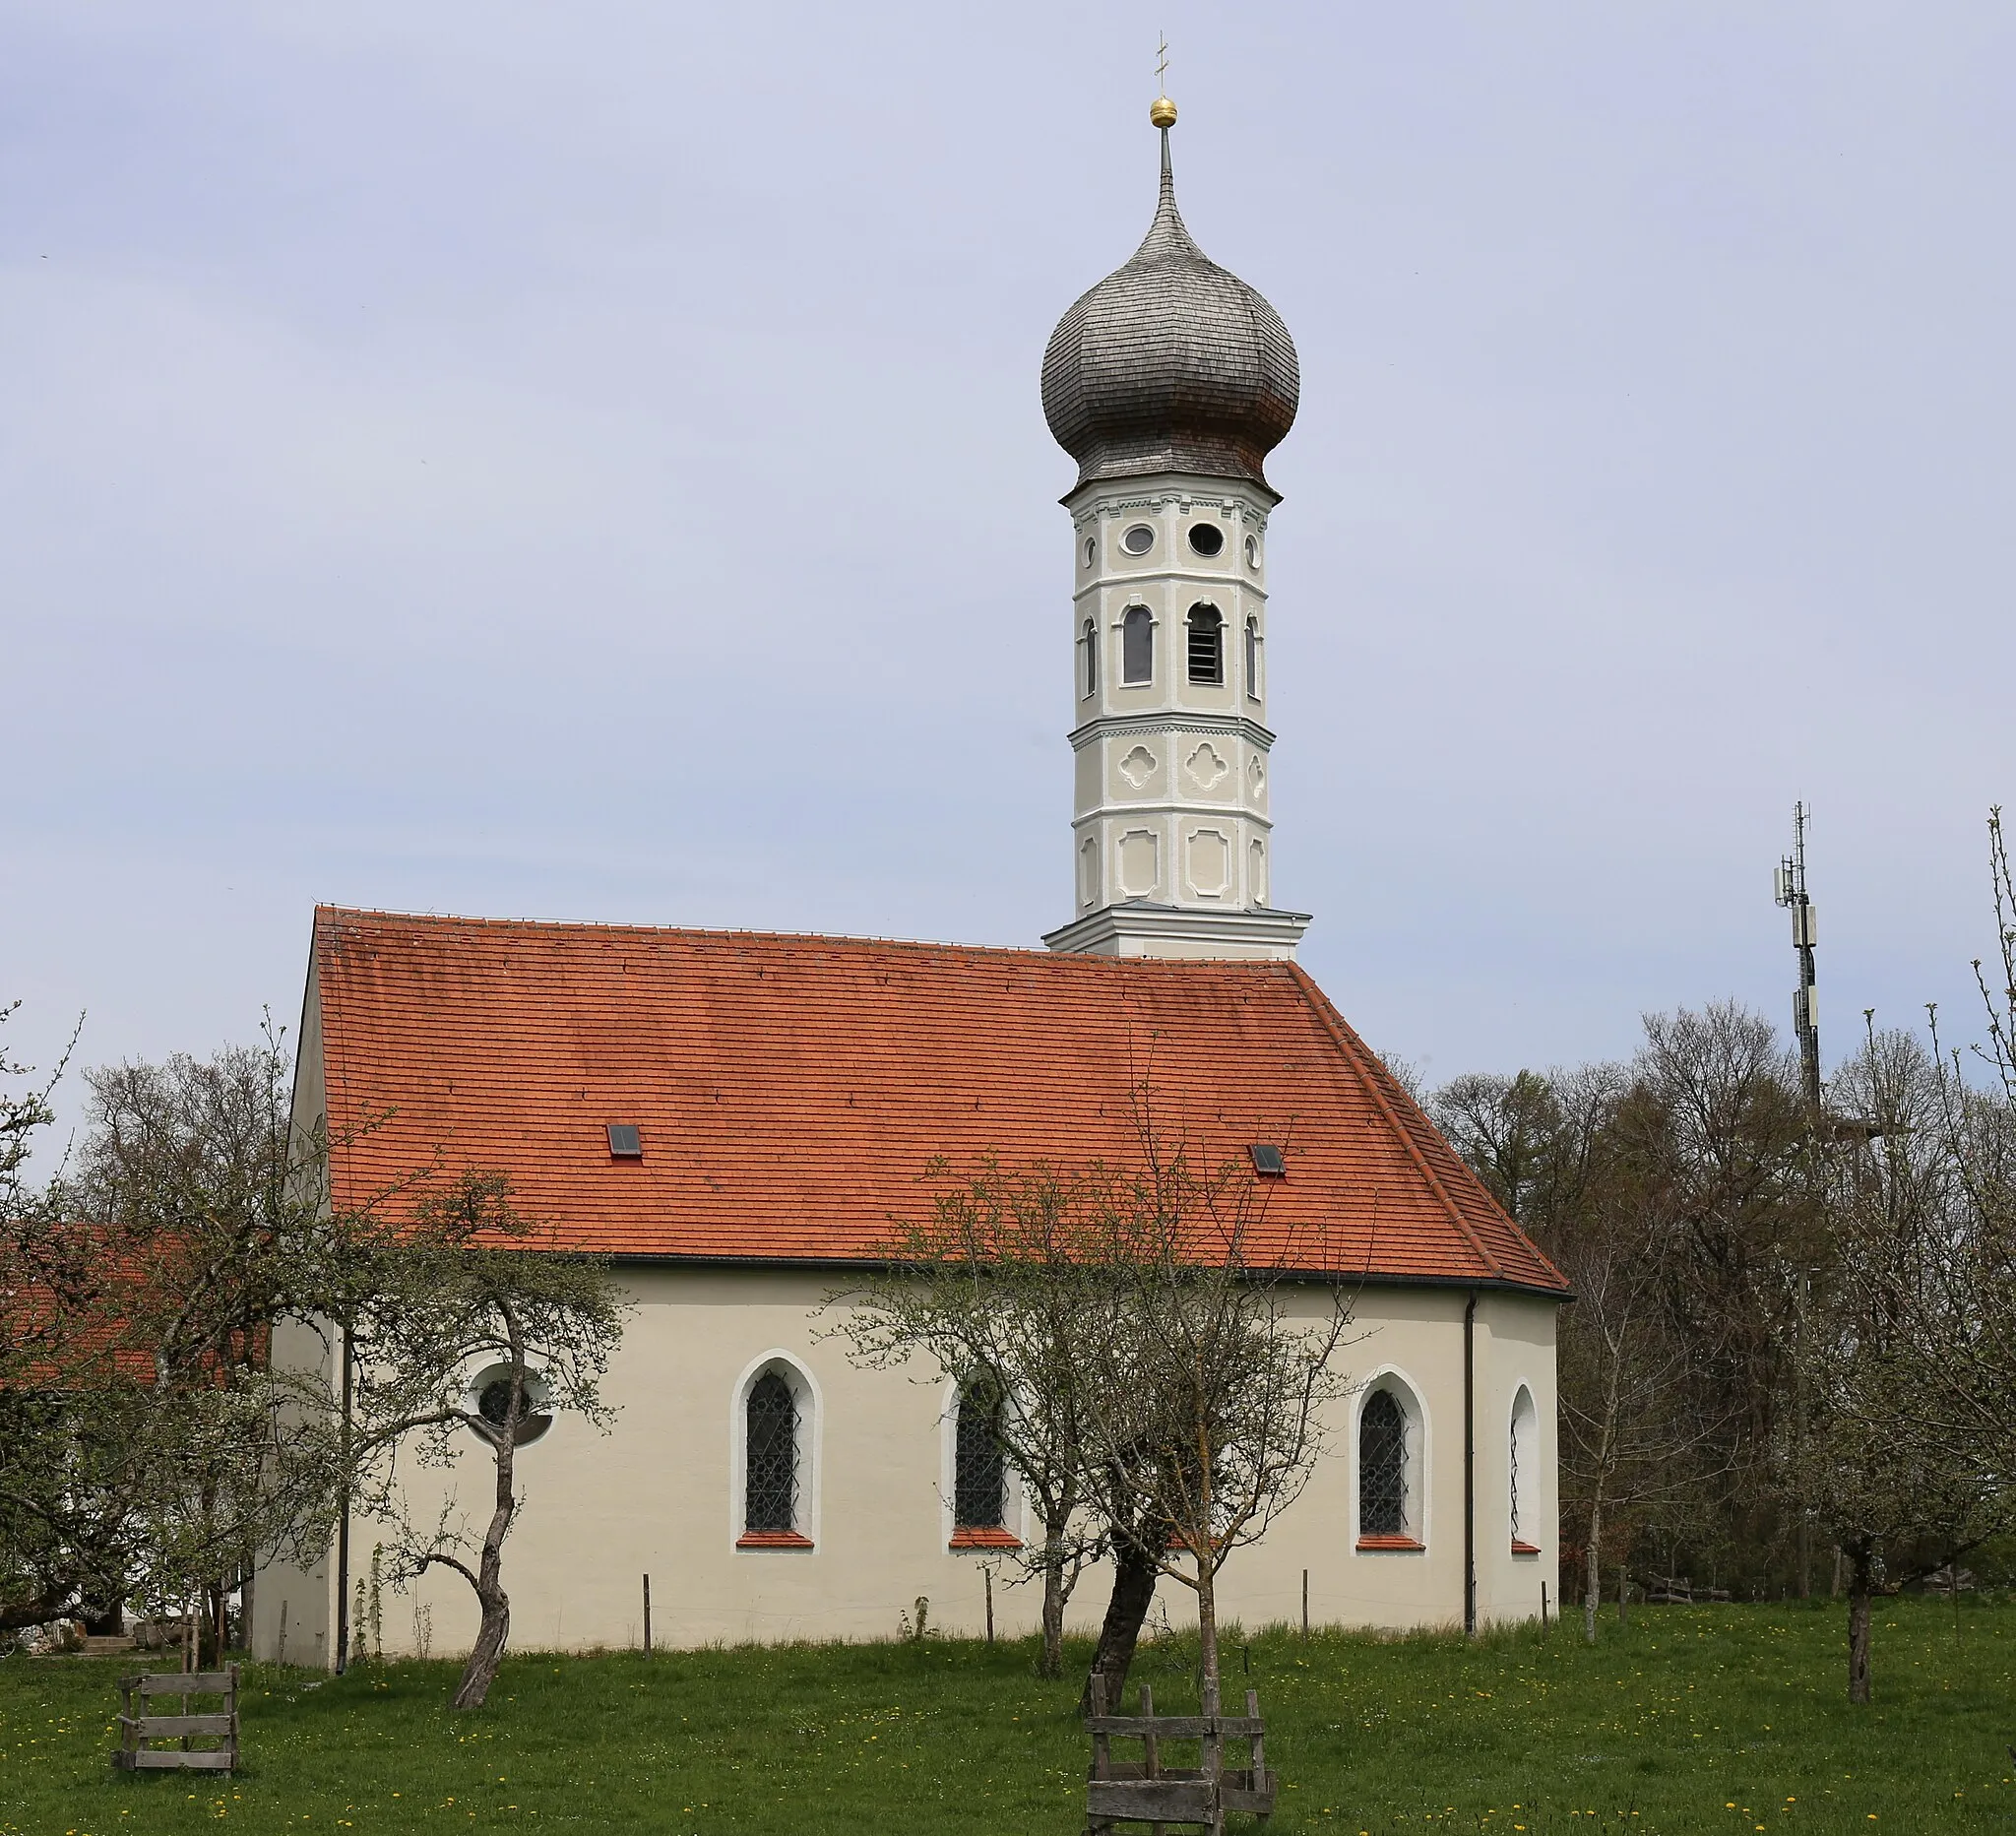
252,1264,1559,1664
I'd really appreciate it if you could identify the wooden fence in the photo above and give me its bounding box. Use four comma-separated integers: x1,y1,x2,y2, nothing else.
1085,1674,1275,1834
112,1666,239,1773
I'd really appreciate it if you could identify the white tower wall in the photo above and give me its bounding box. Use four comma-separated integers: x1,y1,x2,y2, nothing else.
1041,472,1310,959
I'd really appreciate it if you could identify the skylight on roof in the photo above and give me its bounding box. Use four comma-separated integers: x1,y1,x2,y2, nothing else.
607,1123,643,1159
1249,1143,1286,1177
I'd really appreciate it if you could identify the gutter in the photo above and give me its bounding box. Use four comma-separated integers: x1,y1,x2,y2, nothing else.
334,1325,352,1675
1464,1290,1478,1639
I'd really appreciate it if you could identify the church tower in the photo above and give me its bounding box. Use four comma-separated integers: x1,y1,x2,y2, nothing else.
1040,96,1309,960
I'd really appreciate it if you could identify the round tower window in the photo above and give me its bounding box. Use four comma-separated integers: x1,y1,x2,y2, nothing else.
1083,537,1096,569
1187,523,1225,557
1121,524,1156,556
1244,535,1261,569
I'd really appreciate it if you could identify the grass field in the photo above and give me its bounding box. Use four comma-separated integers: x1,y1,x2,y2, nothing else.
4,1600,2011,1835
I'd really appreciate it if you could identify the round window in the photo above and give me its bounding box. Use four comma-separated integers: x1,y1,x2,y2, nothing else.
1187,523,1225,557
1083,537,1096,569
1244,535,1261,569
1120,524,1156,556
471,1364,553,1446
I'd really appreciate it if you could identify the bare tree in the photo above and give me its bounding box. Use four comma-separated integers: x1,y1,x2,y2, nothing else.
1553,1173,1731,1641
345,1172,624,1710
1064,1119,1357,1710
1795,1020,2016,1702
832,1157,1103,1678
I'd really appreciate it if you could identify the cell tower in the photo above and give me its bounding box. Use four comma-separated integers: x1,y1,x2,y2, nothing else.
1774,802,1823,1115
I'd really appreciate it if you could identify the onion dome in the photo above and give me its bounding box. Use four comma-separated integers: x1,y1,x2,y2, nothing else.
1042,102,1299,493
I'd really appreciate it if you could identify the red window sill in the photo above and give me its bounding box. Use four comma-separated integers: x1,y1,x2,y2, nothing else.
1511,1540,1543,1557
1355,1534,1425,1552
948,1527,1023,1551
736,1530,814,1551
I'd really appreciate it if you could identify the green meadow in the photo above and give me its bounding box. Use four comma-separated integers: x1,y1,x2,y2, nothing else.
4,1600,2010,1835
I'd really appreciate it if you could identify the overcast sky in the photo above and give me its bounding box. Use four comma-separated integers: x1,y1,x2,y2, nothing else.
5,3,2013,1151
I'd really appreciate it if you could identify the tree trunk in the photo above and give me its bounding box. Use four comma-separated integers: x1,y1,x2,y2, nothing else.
1079,1531,1159,1713
1039,1514,1069,1680
1194,1554,1220,1701
1583,1495,1604,1646
1846,1543,1873,1706
451,1371,521,1711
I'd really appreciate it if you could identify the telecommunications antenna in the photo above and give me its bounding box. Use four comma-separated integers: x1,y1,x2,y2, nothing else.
1774,802,1823,1115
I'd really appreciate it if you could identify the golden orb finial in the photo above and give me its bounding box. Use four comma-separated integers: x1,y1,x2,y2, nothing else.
1149,95,1177,129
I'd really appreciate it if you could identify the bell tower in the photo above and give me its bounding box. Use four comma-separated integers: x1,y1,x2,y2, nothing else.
1039,97,1310,960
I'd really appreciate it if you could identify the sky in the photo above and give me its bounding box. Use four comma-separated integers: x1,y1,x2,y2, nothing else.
5,2,2014,1154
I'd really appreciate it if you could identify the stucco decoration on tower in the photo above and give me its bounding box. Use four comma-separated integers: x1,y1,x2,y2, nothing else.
1041,108,1300,493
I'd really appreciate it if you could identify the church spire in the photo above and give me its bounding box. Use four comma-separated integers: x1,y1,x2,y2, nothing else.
1040,98,1310,962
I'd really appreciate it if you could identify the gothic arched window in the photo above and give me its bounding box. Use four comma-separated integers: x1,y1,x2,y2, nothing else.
1187,604,1224,685
1359,1389,1409,1539
1081,617,1100,698
744,1370,798,1535
953,1384,1006,1530
1244,615,1262,700
1122,606,1154,685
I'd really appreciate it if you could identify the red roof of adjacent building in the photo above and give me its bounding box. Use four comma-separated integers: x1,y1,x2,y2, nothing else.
308,907,1568,1297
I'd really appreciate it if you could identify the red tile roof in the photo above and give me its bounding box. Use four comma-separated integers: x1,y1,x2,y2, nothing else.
309,908,1568,1297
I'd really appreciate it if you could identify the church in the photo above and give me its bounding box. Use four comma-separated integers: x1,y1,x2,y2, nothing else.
251,97,1567,1666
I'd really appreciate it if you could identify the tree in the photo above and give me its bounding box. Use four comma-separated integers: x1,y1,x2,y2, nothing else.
1434,1012,1828,1606
842,1096,1355,1713
2,1027,349,1652
1550,1149,1730,1642
833,1157,1104,1679
1794,1021,2016,1703
1062,1122,1356,1711
344,1171,625,1710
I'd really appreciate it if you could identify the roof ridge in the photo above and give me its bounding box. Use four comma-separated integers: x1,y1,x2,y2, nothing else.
313,906,1306,976
1286,961,1509,1285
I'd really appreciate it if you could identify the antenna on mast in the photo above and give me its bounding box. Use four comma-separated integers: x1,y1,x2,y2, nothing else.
1774,802,1823,1115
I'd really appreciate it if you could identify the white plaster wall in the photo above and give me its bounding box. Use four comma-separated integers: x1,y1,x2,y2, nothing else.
1065,473,1277,924
253,1266,1559,1663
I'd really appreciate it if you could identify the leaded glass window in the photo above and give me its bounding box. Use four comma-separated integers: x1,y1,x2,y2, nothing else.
744,1370,798,1534
954,1385,1006,1529
1359,1389,1408,1538
1509,1412,1522,1543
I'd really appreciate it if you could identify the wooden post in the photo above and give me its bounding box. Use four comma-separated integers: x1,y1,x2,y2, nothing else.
1089,1671,1111,1832
227,1663,240,1773
1246,1687,1265,1795
1301,1568,1309,1639
984,1566,994,1647
1140,1683,1163,1836
1541,1581,1549,1632
642,1575,652,1657
1201,1672,1225,1836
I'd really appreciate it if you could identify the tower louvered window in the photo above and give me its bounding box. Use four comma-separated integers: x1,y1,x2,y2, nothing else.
954,1384,1006,1529
1122,605,1154,684
1359,1389,1408,1538
744,1371,798,1534
1187,604,1224,684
